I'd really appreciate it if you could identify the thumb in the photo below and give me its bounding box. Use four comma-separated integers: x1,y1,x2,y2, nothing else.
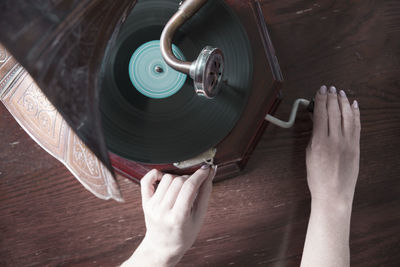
192,165,217,222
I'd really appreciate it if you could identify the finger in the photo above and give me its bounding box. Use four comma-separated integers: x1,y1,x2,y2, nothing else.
152,173,175,203
352,100,361,142
173,165,212,217
338,90,353,137
193,165,216,222
140,169,163,204
327,86,341,139
162,176,188,209
313,85,328,139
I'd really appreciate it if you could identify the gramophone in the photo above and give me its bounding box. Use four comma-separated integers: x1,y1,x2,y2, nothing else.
0,0,311,201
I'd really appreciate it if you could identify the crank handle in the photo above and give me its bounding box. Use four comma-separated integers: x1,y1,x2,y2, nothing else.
265,98,314,128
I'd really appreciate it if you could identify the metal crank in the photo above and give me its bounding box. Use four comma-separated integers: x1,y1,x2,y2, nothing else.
265,98,314,128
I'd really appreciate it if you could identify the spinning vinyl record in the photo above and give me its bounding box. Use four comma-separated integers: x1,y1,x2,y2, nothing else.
100,0,253,164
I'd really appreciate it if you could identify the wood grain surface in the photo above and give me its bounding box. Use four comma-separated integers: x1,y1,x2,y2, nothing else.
1,0,399,266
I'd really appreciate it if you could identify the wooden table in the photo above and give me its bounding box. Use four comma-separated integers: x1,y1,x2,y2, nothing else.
1,0,399,266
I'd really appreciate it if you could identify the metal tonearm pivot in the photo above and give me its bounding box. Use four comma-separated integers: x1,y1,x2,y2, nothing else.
160,0,224,99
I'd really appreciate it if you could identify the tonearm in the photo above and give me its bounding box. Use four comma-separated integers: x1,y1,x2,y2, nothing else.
160,0,224,99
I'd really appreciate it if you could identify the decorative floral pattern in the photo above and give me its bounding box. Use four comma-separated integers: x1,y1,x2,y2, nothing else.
18,83,57,136
1,67,122,201
72,135,100,177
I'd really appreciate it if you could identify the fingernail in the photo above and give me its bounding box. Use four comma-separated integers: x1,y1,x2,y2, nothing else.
339,90,346,97
319,85,327,95
329,86,337,94
353,100,359,109
201,164,210,170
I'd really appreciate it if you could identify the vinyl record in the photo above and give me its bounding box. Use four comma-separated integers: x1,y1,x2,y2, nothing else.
100,0,253,164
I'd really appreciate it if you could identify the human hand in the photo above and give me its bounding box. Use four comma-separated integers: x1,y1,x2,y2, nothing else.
123,165,216,267
301,85,360,267
306,85,361,207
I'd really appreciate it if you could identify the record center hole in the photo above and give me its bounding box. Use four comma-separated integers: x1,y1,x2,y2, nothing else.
155,66,164,73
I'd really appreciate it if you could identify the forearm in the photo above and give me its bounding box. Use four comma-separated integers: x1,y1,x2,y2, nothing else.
300,198,353,267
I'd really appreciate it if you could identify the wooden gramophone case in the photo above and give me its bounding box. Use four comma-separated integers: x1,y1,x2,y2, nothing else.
0,0,282,201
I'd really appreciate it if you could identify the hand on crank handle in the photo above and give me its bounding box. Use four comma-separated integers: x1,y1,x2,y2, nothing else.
301,85,361,267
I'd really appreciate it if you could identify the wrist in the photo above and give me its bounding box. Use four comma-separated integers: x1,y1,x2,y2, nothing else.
124,237,181,267
311,197,353,217
142,236,182,266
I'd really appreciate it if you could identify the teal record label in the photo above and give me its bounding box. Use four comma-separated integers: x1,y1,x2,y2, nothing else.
128,40,187,99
